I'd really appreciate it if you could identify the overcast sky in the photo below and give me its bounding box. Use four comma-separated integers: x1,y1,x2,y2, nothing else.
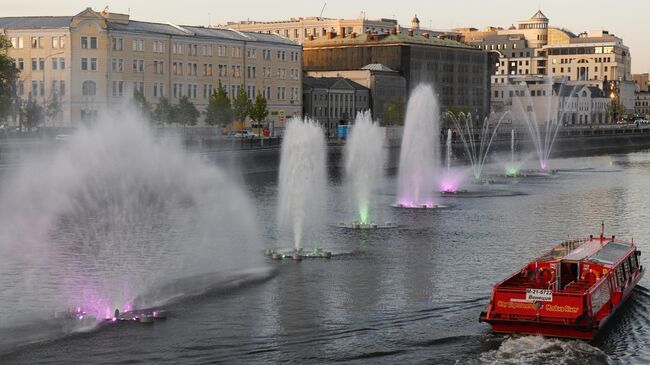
5,0,649,73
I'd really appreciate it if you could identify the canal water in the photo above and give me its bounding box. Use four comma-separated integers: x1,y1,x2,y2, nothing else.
2,149,650,364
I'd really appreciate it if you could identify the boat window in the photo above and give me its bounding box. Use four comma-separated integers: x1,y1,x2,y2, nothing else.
623,260,631,279
617,265,626,287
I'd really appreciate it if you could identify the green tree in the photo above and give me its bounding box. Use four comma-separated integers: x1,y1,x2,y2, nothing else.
0,35,19,123
383,98,405,125
131,89,153,122
232,87,251,126
205,81,232,126
248,92,269,136
21,96,43,132
605,99,624,123
153,96,175,125
175,96,199,126
45,92,62,125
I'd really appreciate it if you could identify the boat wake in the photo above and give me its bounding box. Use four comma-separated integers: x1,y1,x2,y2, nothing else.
476,335,608,364
0,267,275,356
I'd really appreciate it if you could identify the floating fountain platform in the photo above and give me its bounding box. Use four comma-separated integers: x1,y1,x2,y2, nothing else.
391,203,448,209
58,307,167,325
500,169,558,178
337,221,398,230
265,248,333,261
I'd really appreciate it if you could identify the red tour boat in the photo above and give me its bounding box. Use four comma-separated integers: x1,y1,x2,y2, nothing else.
480,225,644,339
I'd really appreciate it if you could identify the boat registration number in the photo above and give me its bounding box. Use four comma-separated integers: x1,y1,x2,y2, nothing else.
525,289,553,302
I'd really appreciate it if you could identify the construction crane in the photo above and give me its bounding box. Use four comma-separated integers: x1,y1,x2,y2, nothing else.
319,2,327,19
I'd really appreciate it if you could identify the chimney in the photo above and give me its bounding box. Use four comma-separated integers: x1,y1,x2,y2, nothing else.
423,32,429,39
391,26,397,35
408,29,414,37
339,26,346,38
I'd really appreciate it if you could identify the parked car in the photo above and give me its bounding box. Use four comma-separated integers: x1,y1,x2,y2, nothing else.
233,130,257,138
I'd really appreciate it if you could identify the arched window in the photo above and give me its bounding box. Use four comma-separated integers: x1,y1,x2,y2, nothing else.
82,80,96,96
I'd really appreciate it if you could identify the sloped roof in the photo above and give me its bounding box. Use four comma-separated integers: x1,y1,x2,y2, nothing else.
362,64,397,72
303,32,474,49
530,10,548,20
303,76,368,91
0,13,299,47
0,16,71,29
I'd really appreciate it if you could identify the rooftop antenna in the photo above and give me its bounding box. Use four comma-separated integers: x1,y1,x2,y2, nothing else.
208,12,211,27
319,2,327,19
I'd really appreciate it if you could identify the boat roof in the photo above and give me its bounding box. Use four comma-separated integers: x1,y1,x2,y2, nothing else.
543,237,633,267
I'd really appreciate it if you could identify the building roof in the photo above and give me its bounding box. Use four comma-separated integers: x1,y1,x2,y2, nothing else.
361,64,397,72
530,10,548,21
303,76,368,91
553,84,605,98
0,12,299,47
303,32,474,49
0,16,71,29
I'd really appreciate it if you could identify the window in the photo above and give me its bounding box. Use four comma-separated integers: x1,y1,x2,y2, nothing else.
52,58,58,70
82,80,96,96
90,37,97,49
188,44,198,56
31,58,37,71
17,58,23,71
247,85,256,99
90,58,97,71
17,81,24,95
154,60,164,74
133,81,144,95
133,39,144,52
10,37,24,49
203,84,213,99
112,58,124,72
81,57,88,71
218,64,228,77
59,58,65,70
81,36,89,49
52,36,59,49
39,58,44,71
247,48,257,59
231,47,241,57
276,86,285,100
31,37,41,48
202,44,212,56
133,59,144,73
31,80,37,96
263,49,271,60
60,80,65,96
153,82,164,97
112,37,123,51
153,40,165,53
60,36,65,49
173,83,183,98
203,63,213,77
247,66,256,78
112,80,124,97
173,62,183,75
173,42,183,54
232,65,241,77
217,45,226,57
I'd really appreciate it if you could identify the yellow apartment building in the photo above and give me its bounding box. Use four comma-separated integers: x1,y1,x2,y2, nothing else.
0,8,302,127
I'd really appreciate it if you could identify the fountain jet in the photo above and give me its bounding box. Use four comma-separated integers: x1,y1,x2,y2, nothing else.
396,84,440,208
277,118,327,250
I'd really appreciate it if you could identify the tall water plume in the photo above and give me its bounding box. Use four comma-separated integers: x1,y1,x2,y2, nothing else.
277,118,326,250
344,111,385,224
509,78,570,171
0,110,263,328
396,85,440,207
